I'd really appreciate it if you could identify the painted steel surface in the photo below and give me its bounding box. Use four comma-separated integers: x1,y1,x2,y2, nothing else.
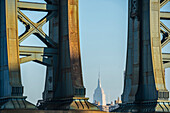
0,0,96,110
0,110,106,113
38,0,98,110
122,0,169,103
42,0,85,100
0,0,23,98
116,0,170,112
114,0,170,112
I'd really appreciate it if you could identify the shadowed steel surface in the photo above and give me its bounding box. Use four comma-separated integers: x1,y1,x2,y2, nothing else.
0,0,36,109
0,110,106,113
113,0,170,112
0,0,98,110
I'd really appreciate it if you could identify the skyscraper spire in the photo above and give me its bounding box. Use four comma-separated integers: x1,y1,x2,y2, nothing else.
98,71,101,88
93,71,106,105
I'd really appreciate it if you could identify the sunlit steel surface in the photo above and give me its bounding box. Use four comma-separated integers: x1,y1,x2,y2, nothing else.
114,0,170,112
0,0,36,109
0,0,98,110
0,110,106,113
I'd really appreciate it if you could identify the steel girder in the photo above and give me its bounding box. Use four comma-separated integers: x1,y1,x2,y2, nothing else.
160,0,170,69
117,0,170,112
0,0,37,109
0,0,98,110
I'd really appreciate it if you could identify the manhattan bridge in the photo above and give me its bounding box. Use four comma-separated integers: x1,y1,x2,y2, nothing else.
0,0,170,112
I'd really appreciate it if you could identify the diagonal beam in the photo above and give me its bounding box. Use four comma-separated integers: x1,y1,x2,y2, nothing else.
34,12,58,47
17,1,57,11
160,12,170,20
161,36,170,48
37,12,56,27
160,0,170,8
19,28,35,43
160,2,170,69
163,62,170,68
18,9,37,43
18,9,57,47
160,22,170,47
160,21,170,33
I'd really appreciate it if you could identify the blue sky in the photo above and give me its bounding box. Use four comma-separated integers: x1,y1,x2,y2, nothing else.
18,0,170,104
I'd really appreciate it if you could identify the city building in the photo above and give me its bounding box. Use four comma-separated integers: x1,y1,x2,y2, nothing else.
92,73,122,112
93,73,106,106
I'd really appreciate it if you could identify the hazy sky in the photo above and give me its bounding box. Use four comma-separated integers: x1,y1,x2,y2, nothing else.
18,0,170,104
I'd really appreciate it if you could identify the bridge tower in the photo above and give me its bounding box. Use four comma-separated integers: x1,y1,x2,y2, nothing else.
0,0,98,110
114,0,170,112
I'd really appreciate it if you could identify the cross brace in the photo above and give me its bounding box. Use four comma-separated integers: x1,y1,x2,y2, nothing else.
160,0,170,8
17,9,57,48
160,12,170,20
19,46,58,65
160,1,170,69
17,1,57,11
162,53,170,68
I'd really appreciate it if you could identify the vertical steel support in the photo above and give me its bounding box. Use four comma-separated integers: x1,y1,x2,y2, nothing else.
0,0,35,109
39,0,98,110
0,0,97,110
114,0,170,112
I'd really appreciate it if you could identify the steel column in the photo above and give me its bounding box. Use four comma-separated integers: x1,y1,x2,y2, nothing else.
38,0,98,110
114,0,170,112
0,0,98,110
0,0,36,109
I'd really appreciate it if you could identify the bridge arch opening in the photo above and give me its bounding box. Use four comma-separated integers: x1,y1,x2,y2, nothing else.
18,0,49,104
17,0,170,105
18,0,128,104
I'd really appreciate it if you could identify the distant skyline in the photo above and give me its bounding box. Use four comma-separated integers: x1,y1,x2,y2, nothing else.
18,0,170,104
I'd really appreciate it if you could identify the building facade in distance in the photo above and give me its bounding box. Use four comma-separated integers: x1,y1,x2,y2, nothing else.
93,74,106,106
92,74,122,112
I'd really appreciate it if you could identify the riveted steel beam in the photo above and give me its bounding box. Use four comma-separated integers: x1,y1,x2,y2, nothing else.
160,11,170,68
20,46,44,64
164,63,170,68
0,0,97,110
160,21,170,48
0,0,36,109
162,53,170,61
19,46,57,65
17,1,57,11
160,0,170,8
162,53,170,68
18,9,57,47
160,12,170,20
160,21,170,33
161,36,170,48
120,1,170,112
37,0,98,110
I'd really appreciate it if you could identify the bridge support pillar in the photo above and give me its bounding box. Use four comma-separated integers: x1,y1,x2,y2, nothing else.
114,0,170,112
0,0,36,109
0,0,97,110
36,0,98,110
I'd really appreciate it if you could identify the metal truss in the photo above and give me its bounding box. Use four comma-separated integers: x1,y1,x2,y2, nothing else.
160,0,170,68
17,1,58,66
0,0,98,110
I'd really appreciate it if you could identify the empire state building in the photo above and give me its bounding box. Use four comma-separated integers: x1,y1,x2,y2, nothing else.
93,74,106,105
